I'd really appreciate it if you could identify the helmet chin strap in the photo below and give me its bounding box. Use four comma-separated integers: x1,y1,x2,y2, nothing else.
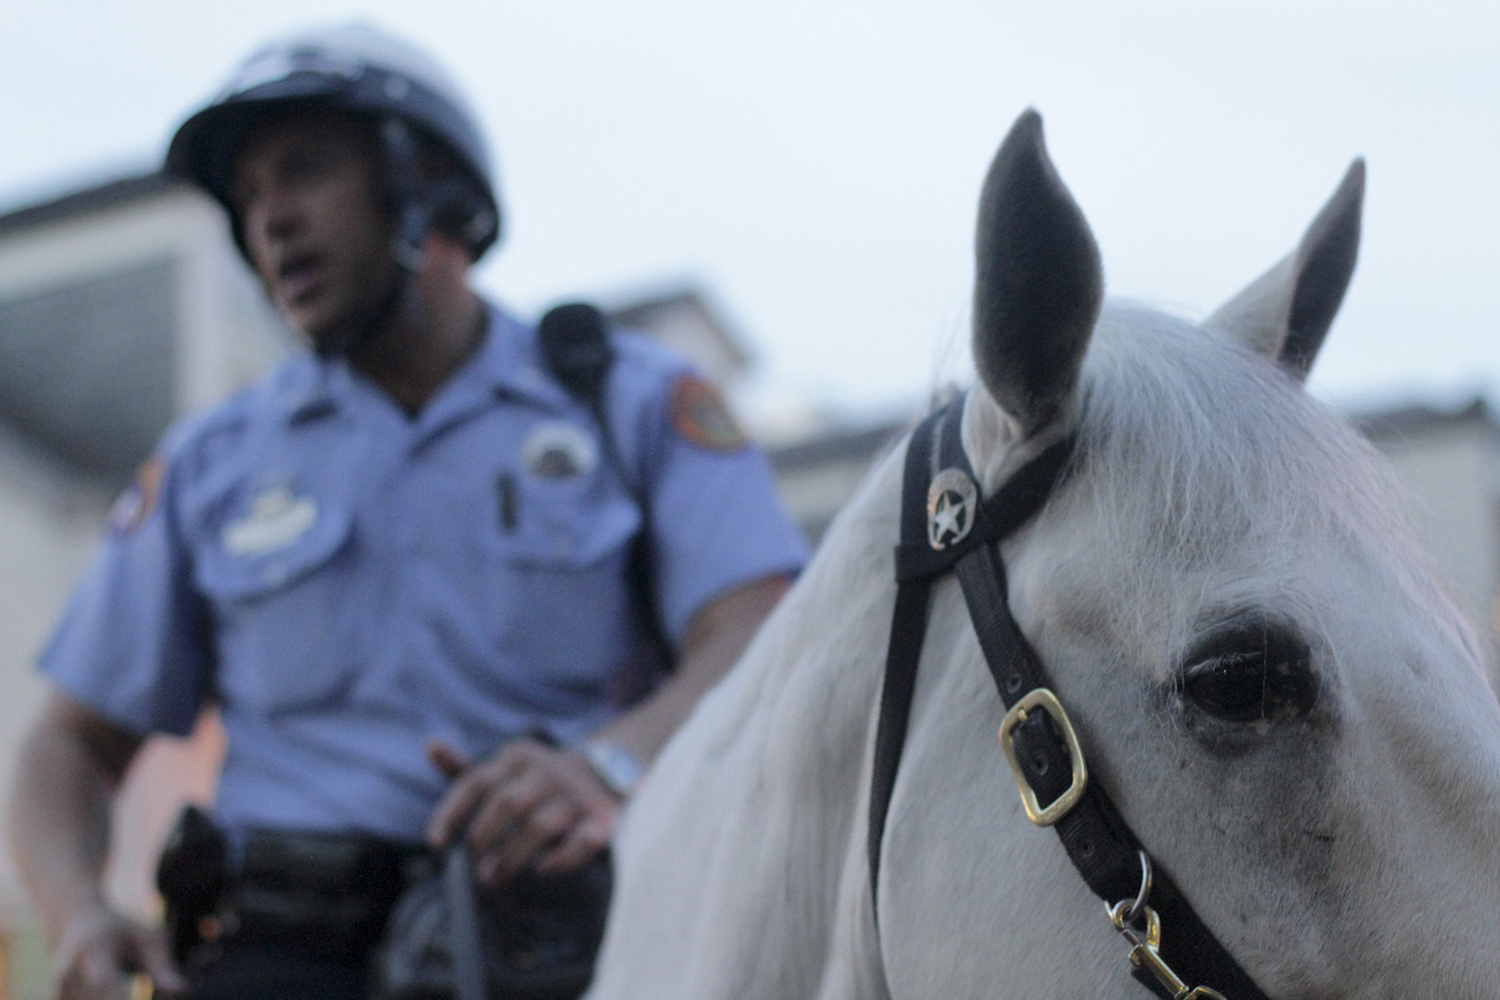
315,117,432,360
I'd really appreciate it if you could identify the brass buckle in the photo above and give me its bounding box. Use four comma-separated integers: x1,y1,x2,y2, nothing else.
998,688,1088,826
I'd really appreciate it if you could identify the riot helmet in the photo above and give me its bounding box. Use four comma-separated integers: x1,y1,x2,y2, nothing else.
167,23,501,264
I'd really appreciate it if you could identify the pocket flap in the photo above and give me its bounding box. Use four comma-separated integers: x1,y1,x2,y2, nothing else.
197,492,353,601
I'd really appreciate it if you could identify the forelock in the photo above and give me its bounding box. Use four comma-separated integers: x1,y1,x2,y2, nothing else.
1055,303,1479,668
1076,303,1397,553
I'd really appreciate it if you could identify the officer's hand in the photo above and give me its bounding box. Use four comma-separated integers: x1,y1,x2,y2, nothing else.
425,737,619,888
53,904,184,1000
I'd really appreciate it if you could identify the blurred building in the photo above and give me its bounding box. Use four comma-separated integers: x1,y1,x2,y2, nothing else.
1355,400,1500,640
0,172,288,995
2,172,1499,994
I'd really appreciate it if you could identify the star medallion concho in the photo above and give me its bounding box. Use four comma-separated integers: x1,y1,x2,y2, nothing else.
927,468,979,550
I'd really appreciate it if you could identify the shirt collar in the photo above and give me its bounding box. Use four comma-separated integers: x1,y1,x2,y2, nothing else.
461,303,574,412
269,301,573,424
271,353,339,425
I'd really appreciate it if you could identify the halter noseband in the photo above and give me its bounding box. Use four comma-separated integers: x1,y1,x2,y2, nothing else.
870,395,1271,1000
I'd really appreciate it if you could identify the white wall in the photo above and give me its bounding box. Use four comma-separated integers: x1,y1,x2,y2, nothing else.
0,187,286,940
1375,418,1500,652
0,431,111,924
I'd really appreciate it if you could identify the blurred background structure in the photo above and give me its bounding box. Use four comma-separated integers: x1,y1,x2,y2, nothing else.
2,2,1498,995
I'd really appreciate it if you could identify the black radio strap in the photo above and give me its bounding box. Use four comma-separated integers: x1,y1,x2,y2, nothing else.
869,396,1269,1000
538,303,676,669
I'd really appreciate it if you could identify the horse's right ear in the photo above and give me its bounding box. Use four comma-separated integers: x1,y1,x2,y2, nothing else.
1205,160,1364,381
972,110,1103,440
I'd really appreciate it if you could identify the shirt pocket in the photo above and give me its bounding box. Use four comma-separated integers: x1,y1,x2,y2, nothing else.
486,471,641,570
193,496,358,715
477,472,645,696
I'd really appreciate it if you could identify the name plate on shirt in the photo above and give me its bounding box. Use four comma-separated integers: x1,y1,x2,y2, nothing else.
223,486,319,556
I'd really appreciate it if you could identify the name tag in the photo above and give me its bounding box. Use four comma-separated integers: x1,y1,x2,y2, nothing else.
223,486,319,556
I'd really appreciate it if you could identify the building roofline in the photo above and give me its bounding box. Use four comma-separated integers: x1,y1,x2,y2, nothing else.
607,285,753,368
769,419,907,471
0,171,176,241
1352,395,1496,441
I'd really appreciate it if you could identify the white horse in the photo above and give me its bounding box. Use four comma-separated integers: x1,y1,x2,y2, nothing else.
587,111,1500,999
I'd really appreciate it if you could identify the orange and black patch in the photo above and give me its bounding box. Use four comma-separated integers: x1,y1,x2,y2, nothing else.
109,454,165,536
670,374,747,452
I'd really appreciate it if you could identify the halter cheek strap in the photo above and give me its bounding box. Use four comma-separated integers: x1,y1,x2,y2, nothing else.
869,395,1270,1000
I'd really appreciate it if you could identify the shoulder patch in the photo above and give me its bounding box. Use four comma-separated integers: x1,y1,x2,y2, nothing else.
670,374,747,452
109,454,166,536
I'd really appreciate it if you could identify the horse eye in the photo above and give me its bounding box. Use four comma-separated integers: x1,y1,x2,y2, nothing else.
1178,628,1315,724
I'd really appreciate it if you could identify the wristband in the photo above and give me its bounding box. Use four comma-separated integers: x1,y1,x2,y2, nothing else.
579,739,645,798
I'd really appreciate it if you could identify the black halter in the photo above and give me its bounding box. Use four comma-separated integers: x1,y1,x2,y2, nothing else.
869,395,1271,1000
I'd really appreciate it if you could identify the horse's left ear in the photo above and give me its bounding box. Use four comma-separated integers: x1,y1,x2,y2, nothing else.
1206,160,1365,381
972,110,1104,439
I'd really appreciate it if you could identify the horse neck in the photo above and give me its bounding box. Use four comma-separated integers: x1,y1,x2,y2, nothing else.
596,446,911,998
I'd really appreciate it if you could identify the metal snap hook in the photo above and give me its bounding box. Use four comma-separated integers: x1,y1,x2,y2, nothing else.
1104,854,1231,1000
1126,849,1152,924
1103,850,1153,929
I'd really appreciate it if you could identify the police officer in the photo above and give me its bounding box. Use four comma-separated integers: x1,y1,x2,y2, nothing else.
9,23,807,1000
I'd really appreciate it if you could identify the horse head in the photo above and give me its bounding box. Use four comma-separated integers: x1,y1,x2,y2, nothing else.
959,109,1500,998
588,111,1500,1000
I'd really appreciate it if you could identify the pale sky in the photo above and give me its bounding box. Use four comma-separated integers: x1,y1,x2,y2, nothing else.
4,1,1497,424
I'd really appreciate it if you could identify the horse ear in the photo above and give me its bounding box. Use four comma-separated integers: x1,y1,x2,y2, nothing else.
1206,160,1364,381
972,110,1103,439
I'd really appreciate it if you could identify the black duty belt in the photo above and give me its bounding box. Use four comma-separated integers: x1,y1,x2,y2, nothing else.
868,396,1271,1000
157,810,422,971
225,829,421,967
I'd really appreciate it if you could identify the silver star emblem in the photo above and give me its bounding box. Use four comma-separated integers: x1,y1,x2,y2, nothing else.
926,468,978,550
932,492,966,543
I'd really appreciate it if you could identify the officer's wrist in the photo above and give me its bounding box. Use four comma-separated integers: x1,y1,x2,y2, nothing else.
577,739,645,798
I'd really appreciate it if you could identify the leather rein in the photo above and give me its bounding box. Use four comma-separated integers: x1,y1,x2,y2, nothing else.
868,396,1271,1000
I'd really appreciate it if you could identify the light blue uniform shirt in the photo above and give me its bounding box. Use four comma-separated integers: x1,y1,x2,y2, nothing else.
41,303,808,843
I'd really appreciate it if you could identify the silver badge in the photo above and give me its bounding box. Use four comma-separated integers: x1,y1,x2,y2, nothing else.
927,468,978,550
222,484,318,556
523,422,597,480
